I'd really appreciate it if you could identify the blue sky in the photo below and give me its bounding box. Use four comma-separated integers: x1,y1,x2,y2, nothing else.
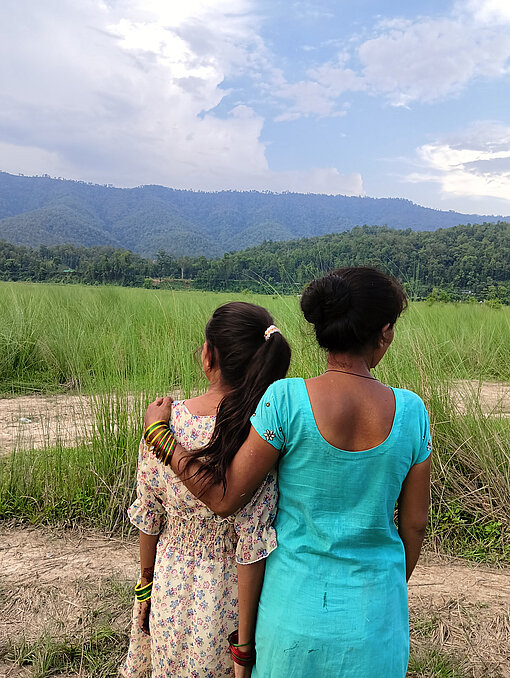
1,0,510,215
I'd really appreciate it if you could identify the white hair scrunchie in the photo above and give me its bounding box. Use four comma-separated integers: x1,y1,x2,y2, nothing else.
264,325,281,341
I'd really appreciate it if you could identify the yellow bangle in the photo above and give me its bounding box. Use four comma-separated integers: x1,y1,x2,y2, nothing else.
148,427,169,448
144,420,168,440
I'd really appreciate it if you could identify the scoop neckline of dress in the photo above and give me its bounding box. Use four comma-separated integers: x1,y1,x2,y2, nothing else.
180,400,217,419
300,377,398,454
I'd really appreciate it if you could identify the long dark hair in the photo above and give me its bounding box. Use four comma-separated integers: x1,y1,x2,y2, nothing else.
300,267,407,353
185,301,291,488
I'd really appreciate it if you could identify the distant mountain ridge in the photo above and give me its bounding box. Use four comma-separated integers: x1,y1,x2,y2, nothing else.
0,171,506,257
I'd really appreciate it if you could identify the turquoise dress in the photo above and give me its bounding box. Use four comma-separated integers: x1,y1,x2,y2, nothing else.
250,378,431,678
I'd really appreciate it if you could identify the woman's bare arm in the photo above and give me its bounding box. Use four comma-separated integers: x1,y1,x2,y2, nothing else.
137,531,159,633
144,397,278,517
237,559,266,645
397,456,431,581
172,426,279,517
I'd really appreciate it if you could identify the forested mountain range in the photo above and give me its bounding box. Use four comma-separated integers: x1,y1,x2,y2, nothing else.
1,222,508,301
0,171,506,257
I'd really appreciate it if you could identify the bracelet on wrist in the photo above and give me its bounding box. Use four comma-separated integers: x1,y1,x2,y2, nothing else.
144,420,168,443
135,580,153,602
144,418,178,466
228,630,256,667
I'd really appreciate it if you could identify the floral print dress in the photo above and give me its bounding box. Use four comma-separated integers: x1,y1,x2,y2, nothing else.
120,401,278,678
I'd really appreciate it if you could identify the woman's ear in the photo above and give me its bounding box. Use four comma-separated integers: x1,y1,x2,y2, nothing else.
379,323,394,348
201,342,211,372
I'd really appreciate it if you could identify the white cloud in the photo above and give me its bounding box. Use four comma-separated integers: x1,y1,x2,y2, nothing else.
407,122,510,204
0,0,360,195
462,0,510,24
274,81,346,121
272,0,510,118
359,14,510,106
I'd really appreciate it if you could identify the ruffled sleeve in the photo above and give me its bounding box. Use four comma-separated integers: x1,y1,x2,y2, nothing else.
127,438,166,535
234,470,278,564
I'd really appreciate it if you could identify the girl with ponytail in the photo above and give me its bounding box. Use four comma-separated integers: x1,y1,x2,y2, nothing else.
121,302,291,678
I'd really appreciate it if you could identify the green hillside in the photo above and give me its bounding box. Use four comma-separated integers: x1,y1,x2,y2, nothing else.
0,171,506,257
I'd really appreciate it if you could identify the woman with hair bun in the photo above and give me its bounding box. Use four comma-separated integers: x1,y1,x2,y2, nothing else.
146,268,431,678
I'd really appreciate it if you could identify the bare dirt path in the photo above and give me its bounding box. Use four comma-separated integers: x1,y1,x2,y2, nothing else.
0,527,508,677
0,381,509,457
452,380,510,417
0,394,96,456
0,393,148,457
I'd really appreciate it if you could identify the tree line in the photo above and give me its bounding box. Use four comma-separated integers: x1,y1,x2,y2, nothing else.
0,222,508,302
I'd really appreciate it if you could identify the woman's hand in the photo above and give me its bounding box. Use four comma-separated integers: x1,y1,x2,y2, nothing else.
144,396,173,429
138,599,151,635
233,664,253,678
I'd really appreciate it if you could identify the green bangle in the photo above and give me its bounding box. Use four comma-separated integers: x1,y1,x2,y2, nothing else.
135,580,153,601
136,591,152,602
154,430,171,457
150,428,169,448
157,433,176,464
158,434,172,460
230,639,253,647
144,420,167,441
135,581,153,592
163,436,177,464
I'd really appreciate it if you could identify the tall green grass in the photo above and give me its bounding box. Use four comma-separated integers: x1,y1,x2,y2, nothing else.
0,283,509,559
1,282,509,394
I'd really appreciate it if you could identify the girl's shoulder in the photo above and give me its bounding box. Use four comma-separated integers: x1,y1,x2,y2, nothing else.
171,399,216,420
170,400,216,449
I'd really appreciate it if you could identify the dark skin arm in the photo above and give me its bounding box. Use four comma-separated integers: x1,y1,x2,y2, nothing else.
397,455,431,581
173,425,278,516
137,531,159,634
145,397,279,517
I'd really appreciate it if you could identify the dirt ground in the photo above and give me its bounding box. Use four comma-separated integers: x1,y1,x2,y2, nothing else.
0,393,147,457
452,380,510,417
0,384,509,675
0,380,509,457
0,527,508,678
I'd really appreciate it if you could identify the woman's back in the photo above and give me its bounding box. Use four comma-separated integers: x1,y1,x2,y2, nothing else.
305,372,396,451
250,377,431,678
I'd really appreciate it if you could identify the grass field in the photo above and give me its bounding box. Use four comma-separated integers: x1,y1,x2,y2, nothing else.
0,282,509,558
0,282,509,677
1,282,509,395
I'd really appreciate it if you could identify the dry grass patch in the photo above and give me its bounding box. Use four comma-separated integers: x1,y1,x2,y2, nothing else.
408,556,510,677
1,527,509,677
0,526,137,678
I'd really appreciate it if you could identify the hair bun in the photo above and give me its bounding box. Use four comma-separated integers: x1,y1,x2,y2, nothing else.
326,274,351,315
301,273,351,326
300,266,407,354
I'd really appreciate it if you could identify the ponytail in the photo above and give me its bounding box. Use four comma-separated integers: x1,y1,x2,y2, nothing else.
182,302,291,489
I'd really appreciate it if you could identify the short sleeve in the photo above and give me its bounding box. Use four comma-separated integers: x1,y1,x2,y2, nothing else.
127,439,166,535
412,400,432,466
250,383,285,451
234,471,278,564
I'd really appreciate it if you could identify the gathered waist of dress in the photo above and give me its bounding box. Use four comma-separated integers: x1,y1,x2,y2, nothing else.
159,510,238,558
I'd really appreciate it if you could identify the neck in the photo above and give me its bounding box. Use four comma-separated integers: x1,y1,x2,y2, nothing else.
205,378,230,403
327,352,372,375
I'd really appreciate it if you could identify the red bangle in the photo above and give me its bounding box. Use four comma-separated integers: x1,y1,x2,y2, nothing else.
228,631,255,667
